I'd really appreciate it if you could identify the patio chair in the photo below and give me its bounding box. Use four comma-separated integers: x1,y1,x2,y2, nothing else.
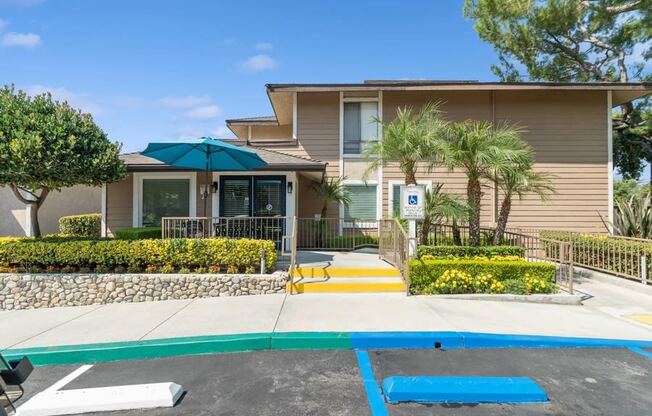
0,353,33,411
0,379,15,415
184,219,205,238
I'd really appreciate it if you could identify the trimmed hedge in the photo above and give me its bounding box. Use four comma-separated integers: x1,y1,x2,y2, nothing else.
0,238,277,273
59,214,101,238
417,245,525,259
540,231,651,280
409,258,557,295
325,235,378,249
115,227,162,240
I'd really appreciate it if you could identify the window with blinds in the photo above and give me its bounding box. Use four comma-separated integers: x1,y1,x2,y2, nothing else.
221,178,250,217
254,178,283,216
343,102,378,155
142,179,190,227
344,184,377,220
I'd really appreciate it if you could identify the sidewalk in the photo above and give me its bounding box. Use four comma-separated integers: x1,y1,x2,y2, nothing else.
1,275,651,350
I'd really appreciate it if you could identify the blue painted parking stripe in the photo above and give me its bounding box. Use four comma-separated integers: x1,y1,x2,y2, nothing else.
459,332,652,349
351,331,463,350
628,346,652,359
382,376,548,404
355,350,389,416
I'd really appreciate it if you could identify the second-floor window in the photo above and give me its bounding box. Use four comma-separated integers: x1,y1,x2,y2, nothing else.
343,101,378,155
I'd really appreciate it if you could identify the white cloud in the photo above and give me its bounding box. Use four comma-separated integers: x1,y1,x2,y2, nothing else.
25,85,104,115
241,54,277,72
0,19,9,30
1,32,40,47
255,42,273,51
158,95,211,109
212,125,233,138
181,105,223,120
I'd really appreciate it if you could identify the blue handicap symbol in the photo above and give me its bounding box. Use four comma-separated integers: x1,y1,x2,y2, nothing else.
408,195,418,205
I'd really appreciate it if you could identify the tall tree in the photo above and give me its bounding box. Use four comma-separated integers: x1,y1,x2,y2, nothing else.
0,85,126,237
312,176,351,219
464,0,652,179
363,102,447,185
439,120,531,246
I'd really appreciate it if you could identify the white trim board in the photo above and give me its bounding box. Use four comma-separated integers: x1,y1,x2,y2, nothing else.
132,172,197,228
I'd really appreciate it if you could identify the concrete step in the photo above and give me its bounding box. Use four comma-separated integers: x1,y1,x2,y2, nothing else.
292,267,401,279
287,277,406,293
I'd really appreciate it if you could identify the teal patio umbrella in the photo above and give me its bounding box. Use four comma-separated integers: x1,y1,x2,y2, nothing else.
141,137,267,216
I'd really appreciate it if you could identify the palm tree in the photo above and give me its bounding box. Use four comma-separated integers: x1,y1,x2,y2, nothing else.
492,164,556,244
363,102,447,185
312,176,352,247
439,120,531,246
420,183,470,245
312,176,351,219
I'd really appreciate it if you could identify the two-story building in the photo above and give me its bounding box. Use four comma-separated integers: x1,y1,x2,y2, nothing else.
96,80,651,239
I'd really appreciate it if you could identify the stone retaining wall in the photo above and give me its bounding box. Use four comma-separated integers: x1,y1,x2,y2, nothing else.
0,272,288,310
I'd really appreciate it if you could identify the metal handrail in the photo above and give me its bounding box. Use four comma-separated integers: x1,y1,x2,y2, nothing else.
378,218,411,295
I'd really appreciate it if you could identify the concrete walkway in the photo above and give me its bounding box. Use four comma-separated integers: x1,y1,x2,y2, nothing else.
1,273,651,350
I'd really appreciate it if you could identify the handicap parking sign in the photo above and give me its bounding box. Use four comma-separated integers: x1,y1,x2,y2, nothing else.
400,185,425,220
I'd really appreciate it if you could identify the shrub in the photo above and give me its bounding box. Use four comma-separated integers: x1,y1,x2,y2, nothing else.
115,227,162,240
417,245,525,259
325,235,378,249
540,231,652,280
0,237,277,273
59,214,101,238
409,258,556,295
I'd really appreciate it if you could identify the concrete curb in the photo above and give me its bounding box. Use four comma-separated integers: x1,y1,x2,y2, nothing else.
424,293,583,305
3,331,651,367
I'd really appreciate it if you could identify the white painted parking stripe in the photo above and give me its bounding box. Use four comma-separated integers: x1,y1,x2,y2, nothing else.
44,365,93,392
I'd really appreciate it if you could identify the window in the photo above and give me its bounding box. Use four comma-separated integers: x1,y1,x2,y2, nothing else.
344,184,377,220
221,178,250,217
142,179,190,227
220,176,286,217
343,102,378,154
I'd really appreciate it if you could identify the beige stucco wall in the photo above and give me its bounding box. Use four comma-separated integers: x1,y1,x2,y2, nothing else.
0,187,28,236
0,185,100,236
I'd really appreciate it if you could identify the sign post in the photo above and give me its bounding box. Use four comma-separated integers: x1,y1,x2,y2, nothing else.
400,184,425,257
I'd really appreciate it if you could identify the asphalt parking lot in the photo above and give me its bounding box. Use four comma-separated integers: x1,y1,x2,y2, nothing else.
9,347,652,416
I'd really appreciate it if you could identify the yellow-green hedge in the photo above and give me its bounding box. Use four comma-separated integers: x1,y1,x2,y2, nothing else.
0,237,277,273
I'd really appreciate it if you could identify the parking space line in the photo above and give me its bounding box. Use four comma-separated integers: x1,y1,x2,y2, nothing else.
628,346,652,359
355,350,389,416
44,365,93,392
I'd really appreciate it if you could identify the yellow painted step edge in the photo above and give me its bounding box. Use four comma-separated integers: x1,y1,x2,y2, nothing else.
292,267,401,278
287,281,406,293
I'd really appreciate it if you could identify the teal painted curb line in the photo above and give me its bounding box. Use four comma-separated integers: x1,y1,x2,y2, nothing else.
3,331,651,367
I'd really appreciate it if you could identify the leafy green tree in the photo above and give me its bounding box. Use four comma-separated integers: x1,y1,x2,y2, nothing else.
439,120,531,246
614,178,650,200
0,85,126,237
420,184,471,245
492,162,556,244
464,0,652,179
363,102,447,185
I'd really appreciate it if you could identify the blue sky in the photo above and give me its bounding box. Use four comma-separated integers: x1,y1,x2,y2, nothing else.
0,0,498,152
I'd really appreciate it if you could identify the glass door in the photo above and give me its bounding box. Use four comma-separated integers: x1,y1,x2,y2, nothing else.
253,177,285,217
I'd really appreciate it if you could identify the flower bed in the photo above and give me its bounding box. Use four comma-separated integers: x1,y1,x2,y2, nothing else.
0,237,277,274
410,244,556,295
